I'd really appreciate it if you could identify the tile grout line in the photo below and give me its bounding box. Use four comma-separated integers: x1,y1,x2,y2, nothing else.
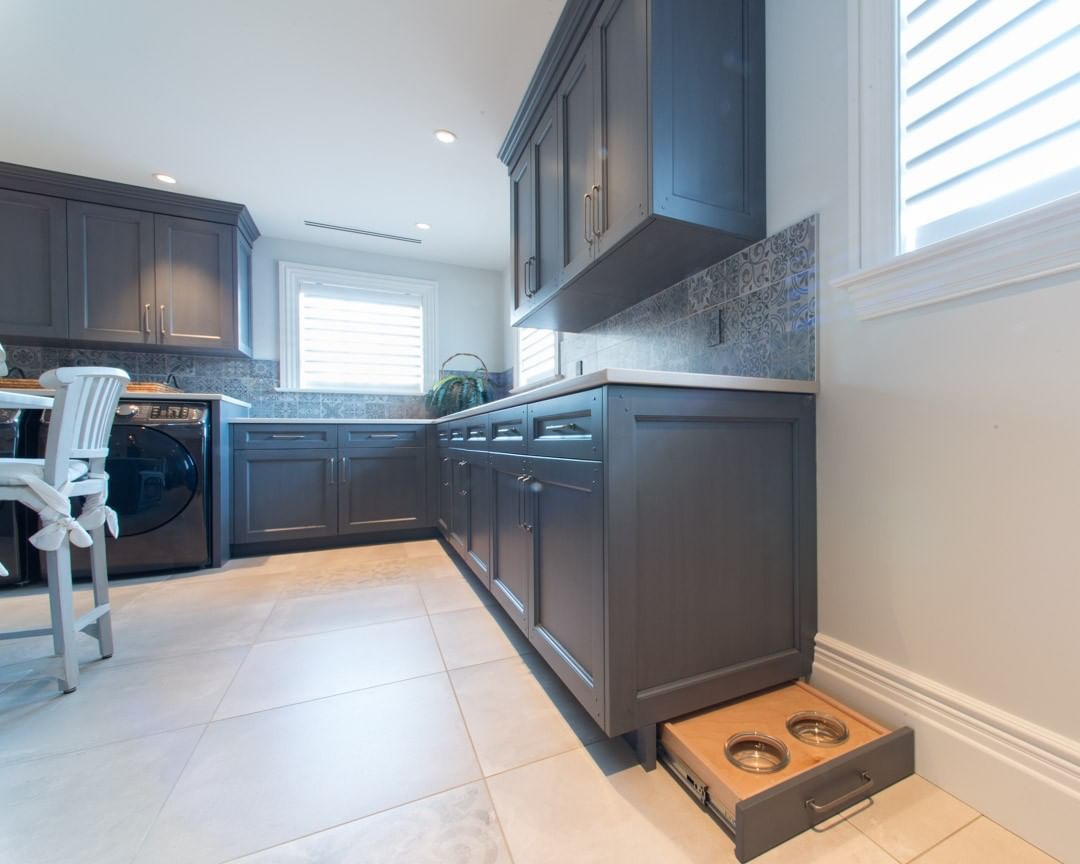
905,816,990,864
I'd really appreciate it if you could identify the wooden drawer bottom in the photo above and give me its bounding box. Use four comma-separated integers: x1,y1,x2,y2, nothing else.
659,682,914,862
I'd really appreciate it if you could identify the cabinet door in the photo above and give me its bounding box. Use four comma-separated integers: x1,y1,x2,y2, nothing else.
527,456,605,722
233,449,337,545
558,39,598,284
532,100,562,303
154,215,236,351
449,451,469,553
0,189,67,339
510,150,535,316
67,201,155,345
339,446,427,535
595,0,648,252
462,450,493,587
490,453,531,632
436,448,452,535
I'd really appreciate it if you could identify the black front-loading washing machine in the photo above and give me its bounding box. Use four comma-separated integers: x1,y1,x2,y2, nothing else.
37,400,212,577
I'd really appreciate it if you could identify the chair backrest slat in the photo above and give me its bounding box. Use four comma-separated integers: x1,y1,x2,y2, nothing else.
39,367,130,487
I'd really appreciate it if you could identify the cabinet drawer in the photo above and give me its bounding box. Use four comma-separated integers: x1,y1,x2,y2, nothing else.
659,683,914,863
435,424,452,446
487,405,528,453
233,424,336,449
462,417,489,448
527,388,603,460
338,425,425,448
448,422,467,446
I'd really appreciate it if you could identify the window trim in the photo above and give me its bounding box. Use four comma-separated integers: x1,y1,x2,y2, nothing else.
838,0,1080,319
511,327,562,393
278,261,438,394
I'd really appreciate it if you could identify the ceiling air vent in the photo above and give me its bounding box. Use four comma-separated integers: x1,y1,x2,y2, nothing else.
302,220,422,245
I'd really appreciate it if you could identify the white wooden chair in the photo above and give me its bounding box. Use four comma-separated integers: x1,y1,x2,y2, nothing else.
0,367,129,692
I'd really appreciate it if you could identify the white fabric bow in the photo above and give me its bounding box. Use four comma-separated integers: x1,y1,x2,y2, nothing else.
78,489,120,539
19,474,114,552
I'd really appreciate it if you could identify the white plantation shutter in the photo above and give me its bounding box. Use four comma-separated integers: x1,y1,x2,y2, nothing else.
279,263,436,394
517,327,558,387
899,0,1080,251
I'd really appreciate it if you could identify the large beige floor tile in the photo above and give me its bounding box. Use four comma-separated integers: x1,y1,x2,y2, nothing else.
419,572,496,615
0,646,245,764
216,616,445,719
430,606,533,669
754,819,897,864
845,775,978,862
135,674,481,864
0,726,202,864
259,583,426,640
451,654,603,775
230,782,511,864
486,738,738,864
912,817,1058,864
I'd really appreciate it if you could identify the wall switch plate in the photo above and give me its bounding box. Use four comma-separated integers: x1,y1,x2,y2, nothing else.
707,308,723,347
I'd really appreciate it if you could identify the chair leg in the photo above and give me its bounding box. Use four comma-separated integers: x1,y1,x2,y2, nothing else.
45,544,79,693
89,524,113,659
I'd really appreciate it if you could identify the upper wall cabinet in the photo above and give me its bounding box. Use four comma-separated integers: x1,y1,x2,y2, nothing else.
500,0,765,332
0,162,259,356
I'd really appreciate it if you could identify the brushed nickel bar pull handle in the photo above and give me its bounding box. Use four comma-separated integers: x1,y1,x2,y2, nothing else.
495,426,518,436
583,192,592,244
159,304,167,336
143,304,151,334
367,433,400,439
269,433,307,439
545,422,583,434
327,456,335,485
805,771,873,816
592,184,602,238
457,460,468,467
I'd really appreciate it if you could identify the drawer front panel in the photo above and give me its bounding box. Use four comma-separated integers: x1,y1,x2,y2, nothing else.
338,425,426,448
527,388,603,460
463,417,490,449
435,424,452,446
233,424,336,449
487,405,528,453
448,422,467,447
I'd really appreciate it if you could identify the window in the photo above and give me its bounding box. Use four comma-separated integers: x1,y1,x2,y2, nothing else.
279,262,437,394
515,327,559,389
898,0,1080,252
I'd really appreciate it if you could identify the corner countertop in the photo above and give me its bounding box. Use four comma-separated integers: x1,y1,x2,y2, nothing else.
227,369,816,426
0,388,253,409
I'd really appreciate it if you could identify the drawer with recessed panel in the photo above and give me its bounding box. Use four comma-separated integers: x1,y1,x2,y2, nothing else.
526,388,603,460
233,424,337,449
338,425,426,448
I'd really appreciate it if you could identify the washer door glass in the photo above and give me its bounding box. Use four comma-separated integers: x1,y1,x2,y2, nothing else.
104,426,199,536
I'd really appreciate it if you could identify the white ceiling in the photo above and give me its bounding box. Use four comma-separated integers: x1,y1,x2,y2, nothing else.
0,0,564,271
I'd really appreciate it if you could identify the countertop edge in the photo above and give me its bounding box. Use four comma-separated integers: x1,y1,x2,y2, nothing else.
0,388,253,409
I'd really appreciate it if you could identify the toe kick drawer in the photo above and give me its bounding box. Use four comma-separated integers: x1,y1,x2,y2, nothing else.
659,682,914,862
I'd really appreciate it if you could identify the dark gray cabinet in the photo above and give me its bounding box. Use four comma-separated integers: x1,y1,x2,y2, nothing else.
233,448,337,545
453,448,493,587
0,188,67,339
0,161,259,355
510,149,534,316
67,201,155,345
436,448,452,534
499,0,764,332
435,383,816,744
232,423,431,551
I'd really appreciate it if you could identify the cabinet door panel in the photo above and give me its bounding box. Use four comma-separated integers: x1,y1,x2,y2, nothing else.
528,456,605,722
0,189,67,339
67,201,155,344
559,43,598,283
533,101,562,302
339,447,426,535
596,0,648,251
436,448,452,535
449,451,469,553
463,451,493,585
154,215,235,350
233,449,336,544
510,152,535,315
490,454,530,631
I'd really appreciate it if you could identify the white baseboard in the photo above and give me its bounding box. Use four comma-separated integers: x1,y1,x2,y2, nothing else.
813,633,1080,864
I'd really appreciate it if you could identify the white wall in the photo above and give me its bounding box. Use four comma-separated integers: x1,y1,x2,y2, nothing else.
767,0,1079,858
250,236,510,373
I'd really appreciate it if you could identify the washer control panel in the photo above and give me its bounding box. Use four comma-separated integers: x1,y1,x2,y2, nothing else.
114,402,206,423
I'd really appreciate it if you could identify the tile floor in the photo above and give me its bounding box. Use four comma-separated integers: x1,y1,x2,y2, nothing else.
0,540,1060,864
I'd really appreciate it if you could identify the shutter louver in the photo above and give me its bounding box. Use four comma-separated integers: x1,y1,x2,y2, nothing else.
899,0,1080,251
518,328,557,387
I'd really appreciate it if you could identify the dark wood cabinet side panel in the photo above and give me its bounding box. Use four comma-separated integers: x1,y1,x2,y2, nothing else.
0,188,67,339
67,201,155,344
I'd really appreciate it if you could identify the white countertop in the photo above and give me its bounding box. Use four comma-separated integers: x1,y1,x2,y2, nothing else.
0,388,252,409
0,391,53,409
228,369,816,426
231,417,435,425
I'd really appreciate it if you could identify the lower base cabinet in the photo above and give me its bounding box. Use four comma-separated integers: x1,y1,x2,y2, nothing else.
232,424,430,550
437,384,817,743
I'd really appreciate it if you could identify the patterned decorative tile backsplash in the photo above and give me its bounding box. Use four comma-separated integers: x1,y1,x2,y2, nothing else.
560,215,817,380
1,344,512,419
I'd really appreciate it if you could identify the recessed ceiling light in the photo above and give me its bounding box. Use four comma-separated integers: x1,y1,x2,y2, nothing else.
415,222,432,230
433,129,457,144
153,173,177,185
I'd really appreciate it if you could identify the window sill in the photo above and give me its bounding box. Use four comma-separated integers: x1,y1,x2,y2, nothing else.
834,193,1080,320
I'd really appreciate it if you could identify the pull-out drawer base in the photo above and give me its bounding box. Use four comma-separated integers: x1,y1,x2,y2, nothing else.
659,682,915,862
